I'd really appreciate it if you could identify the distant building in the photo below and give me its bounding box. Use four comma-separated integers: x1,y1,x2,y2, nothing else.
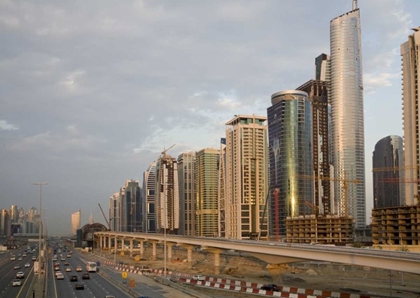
155,152,179,234
142,162,157,233
402,27,420,206
218,138,227,238
267,91,313,240
195,148,219,237
121,180,141,232
71,210,81,236
372,136,405,208
109,192,120,231
221,114,268,240
9,205,18,223
177,152,196,236
0,209,10,236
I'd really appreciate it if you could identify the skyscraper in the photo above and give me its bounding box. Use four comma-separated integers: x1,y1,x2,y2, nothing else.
121,180,141,232
267,91,313,239
143,162,157,233
330,0,365,227
195,148,219,237
297,80,330,215
177,152,196,236
222,114,268,240
218,138,227,238
71,210,81,236
155,152,179,234
9,205,18,223
109,192,120,231
402,27,420,206
372,136,405,208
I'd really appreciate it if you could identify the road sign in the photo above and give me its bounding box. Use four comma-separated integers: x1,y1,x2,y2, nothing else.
120,251,124,256
122,271,128,279
134,256,140,262
128,278,136,287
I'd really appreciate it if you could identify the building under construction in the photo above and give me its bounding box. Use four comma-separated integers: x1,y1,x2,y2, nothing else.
371,205,420,246
285,215,354,244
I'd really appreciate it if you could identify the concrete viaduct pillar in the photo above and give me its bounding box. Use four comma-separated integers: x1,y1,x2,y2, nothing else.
178,244,195,268
129,239,134,257
151,241,157,261
139,240,144,257
166,243,174,261
205,248,224,275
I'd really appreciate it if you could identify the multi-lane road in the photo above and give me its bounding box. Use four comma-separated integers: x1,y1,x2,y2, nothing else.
45,250,132,298
0,249,37,298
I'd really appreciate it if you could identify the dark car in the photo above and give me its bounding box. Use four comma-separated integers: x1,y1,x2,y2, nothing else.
82,273,90,279
75,283,84,290
260,284,280,292
70,275,78,282
64,262,69,266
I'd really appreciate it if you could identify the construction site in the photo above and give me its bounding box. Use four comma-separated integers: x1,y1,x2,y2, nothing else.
371,205,420,246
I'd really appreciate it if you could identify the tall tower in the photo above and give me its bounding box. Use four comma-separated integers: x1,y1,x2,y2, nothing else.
142,162,157,233
195,148,219,237
297,80,330,215
372,136,405,208
155,152,179,234
109,192,120,231
9,205,18,223
71,210,81,236
218,138,227,238
177,151,196,236
122,180,141,232
402,27,420,206
330,1,365,227
223,114,268,240
267,91,313,239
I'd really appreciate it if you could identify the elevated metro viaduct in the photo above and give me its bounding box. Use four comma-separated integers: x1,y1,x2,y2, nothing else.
94,231,420,275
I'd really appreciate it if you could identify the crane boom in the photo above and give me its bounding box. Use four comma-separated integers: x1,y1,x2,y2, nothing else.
98,203,111,230
161,144,176,158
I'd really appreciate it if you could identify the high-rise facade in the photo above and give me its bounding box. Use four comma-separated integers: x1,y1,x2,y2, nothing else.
222,114,268,240
177,152,196,236
0,209,10,237
109,192,120,231
297,80,330,215
330,1,365,227
195,148,219,237
142,162,157,233
267,91,313,239
402,27,420,206
372,136,405,208
121,180,141,232
155,153,179,234
9,205,18,223
218,138,227,237
71,210,81,236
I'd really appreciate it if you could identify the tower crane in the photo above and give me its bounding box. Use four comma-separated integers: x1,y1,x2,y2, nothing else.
161,144,176,158
98,203,111,230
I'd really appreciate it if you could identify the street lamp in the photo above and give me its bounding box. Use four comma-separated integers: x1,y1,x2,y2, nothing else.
34,182,47,274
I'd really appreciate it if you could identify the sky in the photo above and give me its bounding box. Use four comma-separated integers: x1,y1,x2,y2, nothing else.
0,0,417,235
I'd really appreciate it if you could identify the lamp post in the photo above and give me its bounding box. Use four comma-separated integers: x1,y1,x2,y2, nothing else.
34,182,47,275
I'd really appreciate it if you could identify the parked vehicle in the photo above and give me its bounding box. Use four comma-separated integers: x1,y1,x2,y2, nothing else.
260,284,280,292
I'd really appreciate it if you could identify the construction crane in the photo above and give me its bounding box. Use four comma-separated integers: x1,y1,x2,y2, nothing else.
98,203,111,230
298,173,360,217
382,178,420,184
304,200,319,217
161,144,176,158
372,165,417,172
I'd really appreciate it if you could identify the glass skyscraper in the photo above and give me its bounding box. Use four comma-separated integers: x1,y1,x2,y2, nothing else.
372,135,405,208
330,1,365,227
267,90,313,239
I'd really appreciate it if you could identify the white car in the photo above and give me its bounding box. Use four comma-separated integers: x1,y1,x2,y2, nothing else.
12,279,22,287
56,273,64,280
55,271,62,277
192,275,205,281
16,272,25,279
76,266,82,272
24,263,30,268
65,268,71,272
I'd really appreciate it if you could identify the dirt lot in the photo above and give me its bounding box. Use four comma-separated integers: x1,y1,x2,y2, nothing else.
101,246,420,298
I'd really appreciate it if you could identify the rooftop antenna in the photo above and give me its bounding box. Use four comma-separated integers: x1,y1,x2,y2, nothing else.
352,0,357,10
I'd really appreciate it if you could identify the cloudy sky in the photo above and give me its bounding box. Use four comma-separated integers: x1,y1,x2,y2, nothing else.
0,0,417,235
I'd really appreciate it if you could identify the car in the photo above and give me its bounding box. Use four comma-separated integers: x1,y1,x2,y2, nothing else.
66,254,71,258
12,279,22,287
13,265,20,270
31,256,36,261
76,266,82,272
24,263,30,268
260,284,280,292
22,253,27,257
16,272,25,279
10,256,16,261
54,266,60,271
82,273,90,279
55,271,62,277
56,273,64,280
105,296,115,298
61,258,65,261
75,283,84,290
70,275,78,281
65,268,71,272
192,275,205,281
64,262,69,266
18,257,23,261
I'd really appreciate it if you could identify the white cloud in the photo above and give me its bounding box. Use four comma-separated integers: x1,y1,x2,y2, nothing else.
0,119,18,130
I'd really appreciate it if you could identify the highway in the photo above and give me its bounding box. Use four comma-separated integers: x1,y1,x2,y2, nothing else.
46,249,132,298
0,248,37,298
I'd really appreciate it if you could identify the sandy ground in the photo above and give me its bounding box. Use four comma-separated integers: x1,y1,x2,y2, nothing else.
99,246,420,298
